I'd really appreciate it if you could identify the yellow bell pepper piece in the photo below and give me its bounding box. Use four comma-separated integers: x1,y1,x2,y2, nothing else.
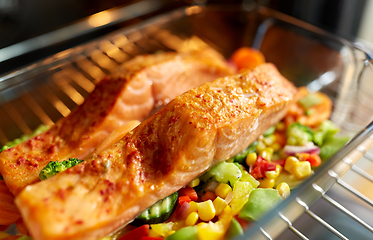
229,181,252,215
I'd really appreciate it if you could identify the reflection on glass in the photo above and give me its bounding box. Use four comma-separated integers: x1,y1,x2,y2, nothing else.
88,11,113,28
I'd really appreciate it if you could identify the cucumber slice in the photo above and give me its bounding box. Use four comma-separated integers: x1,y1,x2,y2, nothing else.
134,192,178,225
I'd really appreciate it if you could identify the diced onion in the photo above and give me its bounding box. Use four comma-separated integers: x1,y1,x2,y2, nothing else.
178,202,191,219
204,181,219,192
284,142,320,156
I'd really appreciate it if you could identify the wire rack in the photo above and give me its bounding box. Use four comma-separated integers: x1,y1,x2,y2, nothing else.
0,25,203,143
1,5,373,240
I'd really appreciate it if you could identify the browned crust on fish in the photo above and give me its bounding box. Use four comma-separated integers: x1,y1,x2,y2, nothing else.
0,49,234,196
16,63,297,240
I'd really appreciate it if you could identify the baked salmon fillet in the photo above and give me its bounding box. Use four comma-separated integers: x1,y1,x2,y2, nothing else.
16,63,297,240
0,48,233,196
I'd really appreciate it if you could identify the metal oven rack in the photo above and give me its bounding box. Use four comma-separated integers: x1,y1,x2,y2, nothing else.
1,5,373,240
0,21,206,142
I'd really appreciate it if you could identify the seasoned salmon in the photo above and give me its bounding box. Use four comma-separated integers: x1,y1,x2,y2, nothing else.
0,48,234,196
16,63,297,240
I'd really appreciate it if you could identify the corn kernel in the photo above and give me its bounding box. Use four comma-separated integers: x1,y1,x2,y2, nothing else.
246,152,257,166
271,142,281,152
293,161,312,179
264,170,277,179
188,178,200,188
213,196,228,216
258,178,275,188
197,222,225,240
215,183,232,199
219,205,232,222
265,164,282,179
284,156,299,173
197,222,207,227
263,135,276,146
256,141,266,152
260,147,274,161
185,201,198,216
276,182,290,199
185,212,199,226
197,200,216,221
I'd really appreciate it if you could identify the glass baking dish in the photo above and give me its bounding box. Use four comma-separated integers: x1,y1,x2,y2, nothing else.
1,4,373,239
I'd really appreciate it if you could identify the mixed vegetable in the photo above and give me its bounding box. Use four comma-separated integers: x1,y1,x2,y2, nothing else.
0,48,350,240
39,158,84,180
114,118,346,240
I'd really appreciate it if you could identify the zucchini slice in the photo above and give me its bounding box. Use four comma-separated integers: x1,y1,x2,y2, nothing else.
134,192,178,225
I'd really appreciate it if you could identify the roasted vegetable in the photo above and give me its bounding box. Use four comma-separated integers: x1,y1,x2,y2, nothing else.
286,122,313,146
313,120,339,146
39,158,83,180
200,161,242,186
232,141,257,164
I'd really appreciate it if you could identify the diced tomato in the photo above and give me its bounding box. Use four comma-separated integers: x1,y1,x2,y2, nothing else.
230,47,265,71
178,196,191,206
178,186,198,201
250,156,277,179
119,224,150,240
272,159,286,167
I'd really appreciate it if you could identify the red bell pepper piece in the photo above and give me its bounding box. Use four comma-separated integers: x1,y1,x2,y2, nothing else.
119,224,149,240
308,154,322,167
178,186,198,201
272,159,286,167
178,195,191,206
250,156,277,179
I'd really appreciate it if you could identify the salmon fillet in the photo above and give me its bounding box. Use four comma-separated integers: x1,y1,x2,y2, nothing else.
16,63,297,240
0,48,233,196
